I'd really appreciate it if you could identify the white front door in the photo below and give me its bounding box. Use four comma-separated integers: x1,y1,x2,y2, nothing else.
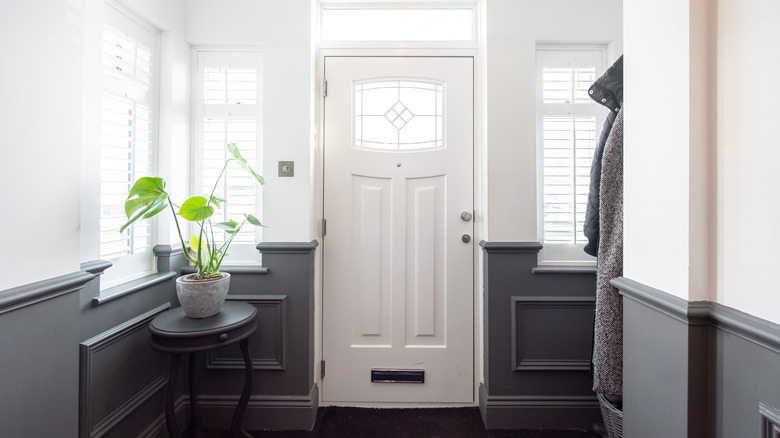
322,57,474,404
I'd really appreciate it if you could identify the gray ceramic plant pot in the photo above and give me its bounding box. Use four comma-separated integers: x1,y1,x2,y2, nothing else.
176,272,231,318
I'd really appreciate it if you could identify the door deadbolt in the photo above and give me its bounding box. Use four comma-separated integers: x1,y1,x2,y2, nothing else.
462,234,471,243
461,211,473,222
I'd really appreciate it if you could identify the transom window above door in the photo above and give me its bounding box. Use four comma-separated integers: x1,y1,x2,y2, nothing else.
354,79,444,151
321,8,474,42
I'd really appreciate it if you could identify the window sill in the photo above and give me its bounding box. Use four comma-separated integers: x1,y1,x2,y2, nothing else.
93,271,177,306
531,266,597,275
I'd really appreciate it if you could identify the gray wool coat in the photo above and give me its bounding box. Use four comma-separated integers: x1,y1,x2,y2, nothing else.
583,55,623,257
591,108,624,397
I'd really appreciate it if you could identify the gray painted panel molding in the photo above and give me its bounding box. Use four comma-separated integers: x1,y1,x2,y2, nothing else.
140,396,186,438
190,240,319,431
0,270,94,315
93,272,177,306
611,276,689,322
480,241,599,430
531,266,598,275
615,276,780,353
80,303,171,438
256,240,319,254
151,244,184,258
479,384,600,430
81,260,113,275
511,296,595,371
208,295,288,370
181,265,270,275
193,384,320,431
479,241,543,253
613,276,780,438
760,402,780,438
709,302,780,355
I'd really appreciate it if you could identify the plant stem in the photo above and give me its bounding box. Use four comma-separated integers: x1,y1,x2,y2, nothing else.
169,199,197,264
214,220,243,269
195,160,231,279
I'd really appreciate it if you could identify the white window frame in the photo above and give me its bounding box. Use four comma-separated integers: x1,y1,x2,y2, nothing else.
319,2,479,50
192,49,263,266
536,46,606,266
97,2,160,289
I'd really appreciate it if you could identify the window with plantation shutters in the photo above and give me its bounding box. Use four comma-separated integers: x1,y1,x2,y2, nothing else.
98,3,159,285
536,48,605,265
194,51,262,264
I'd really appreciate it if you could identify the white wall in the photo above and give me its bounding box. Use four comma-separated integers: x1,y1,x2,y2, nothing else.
0,0,86,290
622,0,717,302
623,0,780,324
622,0,695,299
187,0,314,243
717,0,780,324
485,0,623,242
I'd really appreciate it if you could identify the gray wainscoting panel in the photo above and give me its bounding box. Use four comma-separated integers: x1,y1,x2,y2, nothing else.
617,279,691,438
512,296,595,371
0,270,93,315
0,271,92,438
614,276,780,438
189,384,320,432
208,295,288,370
479,242,600,430
760,403,780,438
710,303,780,438
78,248,182,438
79,303,171,438
194,241,319,431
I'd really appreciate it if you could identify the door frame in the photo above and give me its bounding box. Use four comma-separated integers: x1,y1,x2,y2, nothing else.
314,48,486,407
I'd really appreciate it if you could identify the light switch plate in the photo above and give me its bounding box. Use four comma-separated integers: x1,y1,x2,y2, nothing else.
278,161,294,177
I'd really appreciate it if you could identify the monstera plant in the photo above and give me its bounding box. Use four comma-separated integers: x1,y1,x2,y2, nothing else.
120,143,264,317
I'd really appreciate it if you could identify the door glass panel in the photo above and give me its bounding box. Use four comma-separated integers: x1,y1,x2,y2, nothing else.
354,80,444,151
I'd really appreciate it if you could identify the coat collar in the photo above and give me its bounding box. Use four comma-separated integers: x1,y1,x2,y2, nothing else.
588,55,623,114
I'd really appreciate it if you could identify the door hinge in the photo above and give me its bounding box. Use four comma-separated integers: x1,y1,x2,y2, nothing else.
321,360,326,379
323,79,328,98
322,218,327,236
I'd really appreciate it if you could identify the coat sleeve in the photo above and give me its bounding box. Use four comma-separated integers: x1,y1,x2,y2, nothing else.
583,111,616,257
582,55,623,257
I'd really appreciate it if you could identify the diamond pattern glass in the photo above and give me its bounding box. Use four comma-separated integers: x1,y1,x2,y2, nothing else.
355,80,444,151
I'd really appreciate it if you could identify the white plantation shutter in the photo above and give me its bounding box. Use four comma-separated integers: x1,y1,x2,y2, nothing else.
99,94,153,258
194,51,262,262
542,66,596,104
202,119,258,245
542,115,596,244
536,49,605,264
98,4,158,281
204,67,258,105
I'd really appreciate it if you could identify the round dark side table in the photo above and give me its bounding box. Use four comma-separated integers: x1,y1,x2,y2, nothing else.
149,301,257,438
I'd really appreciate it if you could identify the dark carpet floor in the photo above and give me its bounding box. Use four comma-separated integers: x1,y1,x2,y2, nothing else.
206,407,602,438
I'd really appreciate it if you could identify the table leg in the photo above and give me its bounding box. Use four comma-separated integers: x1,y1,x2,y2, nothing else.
166,353,182,438
188,353,199,437
231,338,253,438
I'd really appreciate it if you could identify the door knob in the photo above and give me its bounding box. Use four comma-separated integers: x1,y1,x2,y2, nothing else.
461,211,473,222
462,234,471,243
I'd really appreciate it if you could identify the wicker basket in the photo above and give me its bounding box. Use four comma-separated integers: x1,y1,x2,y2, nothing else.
597,393,623,438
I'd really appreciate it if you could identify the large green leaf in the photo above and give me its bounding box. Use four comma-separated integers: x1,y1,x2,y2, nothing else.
245,214,265,227
120,177,169,233
215,220,240,234
128,176,165,198
228,143,265,185
189,235,205,252
179,196,214,221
